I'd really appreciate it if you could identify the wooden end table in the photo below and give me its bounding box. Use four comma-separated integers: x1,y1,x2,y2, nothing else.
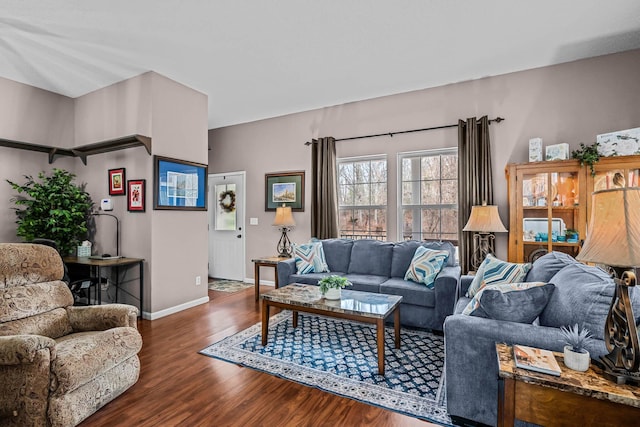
261,284,402,375
251,256,289,301
496,343,640,426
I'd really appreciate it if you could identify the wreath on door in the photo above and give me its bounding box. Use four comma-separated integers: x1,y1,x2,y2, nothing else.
219,190,236,213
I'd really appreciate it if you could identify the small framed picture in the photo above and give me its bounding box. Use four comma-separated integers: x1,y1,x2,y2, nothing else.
108,168,126,196
127,179,146,212
545,143,570,161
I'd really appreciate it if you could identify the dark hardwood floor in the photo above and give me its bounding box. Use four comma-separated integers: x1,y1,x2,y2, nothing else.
80,286,435,426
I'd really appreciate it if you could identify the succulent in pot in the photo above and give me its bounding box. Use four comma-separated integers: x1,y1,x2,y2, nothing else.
560,323,592,372
318,275,352,300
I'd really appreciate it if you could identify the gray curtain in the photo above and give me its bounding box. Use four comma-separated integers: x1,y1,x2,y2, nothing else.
311,137,339,239
458,116,493,273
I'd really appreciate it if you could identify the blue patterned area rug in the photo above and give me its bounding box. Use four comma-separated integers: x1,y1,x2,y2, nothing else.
199,311,453,425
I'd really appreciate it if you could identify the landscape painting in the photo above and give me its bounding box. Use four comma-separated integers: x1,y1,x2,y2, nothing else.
265,171,305,211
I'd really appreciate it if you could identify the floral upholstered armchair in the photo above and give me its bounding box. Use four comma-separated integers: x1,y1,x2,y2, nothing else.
0,243,142,427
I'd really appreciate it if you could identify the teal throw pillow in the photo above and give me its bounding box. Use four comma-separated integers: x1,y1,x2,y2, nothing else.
404,246,449,288
467,254,531,298
293,241,329,274
462,282,555,323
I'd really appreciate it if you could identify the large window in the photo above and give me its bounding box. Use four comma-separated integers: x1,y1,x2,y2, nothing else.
338,156,387,240
399,149,458,242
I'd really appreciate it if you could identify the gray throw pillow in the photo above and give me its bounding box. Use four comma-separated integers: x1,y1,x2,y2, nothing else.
539,262,614,340
525,251,577,282
462,282,555,324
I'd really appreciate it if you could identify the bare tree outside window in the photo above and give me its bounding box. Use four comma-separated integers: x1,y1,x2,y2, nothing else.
400,149,458,243
338,156,387,240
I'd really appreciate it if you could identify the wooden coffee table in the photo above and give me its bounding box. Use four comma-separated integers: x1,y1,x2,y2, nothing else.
261,283,402,375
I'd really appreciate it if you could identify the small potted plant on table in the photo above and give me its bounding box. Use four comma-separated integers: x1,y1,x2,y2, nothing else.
560,323,592,372
318,275,352,300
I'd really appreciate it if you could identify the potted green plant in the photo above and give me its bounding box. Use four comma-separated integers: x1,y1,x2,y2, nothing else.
318,275,352,300
7,168,94,255
571,142,601,177
560,323,592,372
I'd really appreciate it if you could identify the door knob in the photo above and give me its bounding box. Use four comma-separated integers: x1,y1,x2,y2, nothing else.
237,234,242,238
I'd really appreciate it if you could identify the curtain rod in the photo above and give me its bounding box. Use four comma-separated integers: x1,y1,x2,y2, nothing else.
304,116,504,145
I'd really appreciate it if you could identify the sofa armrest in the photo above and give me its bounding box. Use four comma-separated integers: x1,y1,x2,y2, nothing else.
277,258,297,286
0,335,56,365
67,304,139,331
458,275,474,298
433,265,461,330
443,314,607,426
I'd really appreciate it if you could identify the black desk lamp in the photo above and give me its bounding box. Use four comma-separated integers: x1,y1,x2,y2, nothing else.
92,212,120,257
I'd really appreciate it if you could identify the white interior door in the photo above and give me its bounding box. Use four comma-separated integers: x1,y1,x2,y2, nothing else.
208,172,245,281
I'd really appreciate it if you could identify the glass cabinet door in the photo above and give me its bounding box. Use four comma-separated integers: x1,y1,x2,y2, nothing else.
520,170,581,262
593,168,640,191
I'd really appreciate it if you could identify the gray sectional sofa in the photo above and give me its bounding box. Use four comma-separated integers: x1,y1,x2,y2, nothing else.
277,238,461,331
444,251,640,426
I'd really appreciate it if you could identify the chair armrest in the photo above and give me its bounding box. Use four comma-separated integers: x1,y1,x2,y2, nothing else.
433,265,461,331
277,258,297,286
0,335,56,365
67,304,139,331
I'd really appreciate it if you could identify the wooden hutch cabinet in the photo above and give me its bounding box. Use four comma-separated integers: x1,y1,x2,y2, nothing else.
506,155,640,263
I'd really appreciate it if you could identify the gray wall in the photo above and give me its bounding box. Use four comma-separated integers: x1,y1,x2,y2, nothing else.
208,49,640,280
0,72,208,319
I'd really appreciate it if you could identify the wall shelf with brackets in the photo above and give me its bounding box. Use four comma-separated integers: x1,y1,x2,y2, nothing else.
0,134,151,164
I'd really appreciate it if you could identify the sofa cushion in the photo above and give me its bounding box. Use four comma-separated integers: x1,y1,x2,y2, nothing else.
347,240,393,277
390,240,457,279
293,241,329,274
423,240,457,267
51,327,143,395
321,239,354,273
380,278,436,308
525,251,577,283
462,282,555,323
467,255,531,298
390,241,422,278
404,247,449,288
539,263,615,340
343,274,387,293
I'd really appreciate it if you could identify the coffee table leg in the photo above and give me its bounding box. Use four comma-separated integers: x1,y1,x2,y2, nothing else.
377,318,385,375
261,299,269,346
394,307,401,349
292,311,298,328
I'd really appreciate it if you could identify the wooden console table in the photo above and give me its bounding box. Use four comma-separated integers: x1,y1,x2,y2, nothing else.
496,343,640,426
251,256,289,301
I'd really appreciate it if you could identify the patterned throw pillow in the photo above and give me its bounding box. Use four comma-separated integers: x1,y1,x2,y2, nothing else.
462,282,555,323
466,254,531,298
293,241,329,274
404,246,450,288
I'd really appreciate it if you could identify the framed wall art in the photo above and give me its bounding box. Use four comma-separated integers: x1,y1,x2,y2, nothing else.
127,179,146,212
265,171,305,212
153,155,208,211
108,168,126,196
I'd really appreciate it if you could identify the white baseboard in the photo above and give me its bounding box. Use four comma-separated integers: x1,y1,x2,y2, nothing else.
244,277,275,286
142,296,210,320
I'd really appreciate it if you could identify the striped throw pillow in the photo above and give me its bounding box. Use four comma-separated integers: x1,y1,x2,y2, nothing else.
293,242,329,274
404,246,449,288
466,254,531,298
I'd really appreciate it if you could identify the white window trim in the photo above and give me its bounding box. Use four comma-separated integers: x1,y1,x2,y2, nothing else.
337,154,388,240
396,148,458,242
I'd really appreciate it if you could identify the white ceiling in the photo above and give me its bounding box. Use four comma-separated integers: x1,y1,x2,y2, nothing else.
2,1,640,129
